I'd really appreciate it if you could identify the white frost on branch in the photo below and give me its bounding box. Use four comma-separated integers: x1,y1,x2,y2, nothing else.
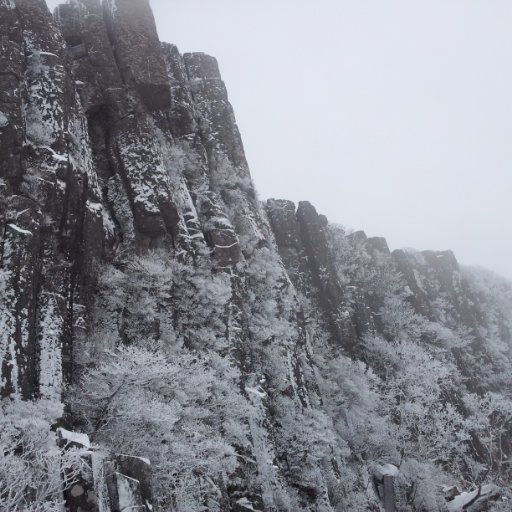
7,224,33,236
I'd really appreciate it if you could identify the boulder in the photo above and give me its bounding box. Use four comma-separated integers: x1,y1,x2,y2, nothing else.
116,454,153,509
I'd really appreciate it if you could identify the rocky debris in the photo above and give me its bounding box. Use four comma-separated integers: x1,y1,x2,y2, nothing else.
114,473,144,511
443,485,461,501
56,430,153,512
234,496,261,511
55,429,98,512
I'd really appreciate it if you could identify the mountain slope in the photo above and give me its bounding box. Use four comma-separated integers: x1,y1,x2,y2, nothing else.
0,1,511,511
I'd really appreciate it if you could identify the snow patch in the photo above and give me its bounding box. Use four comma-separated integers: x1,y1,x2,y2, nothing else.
102,208,116,237
57,428,91,449
236,497,259,511
86,200,103,214
446,485,499,511
245,386,266,399
38,51,59,58
7,224,32,236
116,473,140,511
0,111,8,128
38,295,63,400
109,0,117,15
215,242,239,249
40,145,68,162
374,463,399,478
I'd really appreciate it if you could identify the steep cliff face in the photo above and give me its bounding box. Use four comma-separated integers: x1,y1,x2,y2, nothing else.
1,1,511,511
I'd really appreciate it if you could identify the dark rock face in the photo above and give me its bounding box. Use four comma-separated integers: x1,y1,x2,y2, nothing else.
0,0,92,400
296,202,346,338
184,52,250,175
115,455,153,508
392,248,480,330
0,0,261,413
267,200,359,349
161,43,196,138
105,457,153,512
103,0,170,110
1,1,511,510
266,199,303,282
366,236,390,256
54,0,123,112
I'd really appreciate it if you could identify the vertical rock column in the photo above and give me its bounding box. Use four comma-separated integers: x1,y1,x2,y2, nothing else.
296,201,358,349
54,0,124,112
0,0,31,398
266,199,306,286
0,0,24,191
0,0,106,398
103,0,170,111
1,0,69,399
183,51,263,258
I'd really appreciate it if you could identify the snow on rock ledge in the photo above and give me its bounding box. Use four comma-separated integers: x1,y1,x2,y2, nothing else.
446,484,501,512
57,427,91,449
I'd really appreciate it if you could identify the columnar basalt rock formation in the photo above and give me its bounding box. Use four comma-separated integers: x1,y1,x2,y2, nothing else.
1,1,511,511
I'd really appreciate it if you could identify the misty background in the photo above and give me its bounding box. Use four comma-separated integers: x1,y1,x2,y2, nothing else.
47,0,512,279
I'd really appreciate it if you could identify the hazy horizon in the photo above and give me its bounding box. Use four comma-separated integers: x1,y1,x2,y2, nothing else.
46,0,512,279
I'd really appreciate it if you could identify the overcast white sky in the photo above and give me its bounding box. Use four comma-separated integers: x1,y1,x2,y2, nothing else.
47,0,512,279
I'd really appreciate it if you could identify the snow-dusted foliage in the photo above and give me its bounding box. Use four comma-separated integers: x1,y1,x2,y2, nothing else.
70,345,251,511
87,251,232,357
0,400,85,511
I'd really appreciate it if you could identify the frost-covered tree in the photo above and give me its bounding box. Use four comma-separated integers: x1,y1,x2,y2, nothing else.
464,392,512,484
0,400,84,512
70,344,253,510
84,250,232,363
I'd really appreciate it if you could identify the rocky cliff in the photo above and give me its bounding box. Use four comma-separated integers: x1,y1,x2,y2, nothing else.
1,1,511,511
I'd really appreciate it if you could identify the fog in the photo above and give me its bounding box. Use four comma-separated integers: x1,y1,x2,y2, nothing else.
46,0,512,279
